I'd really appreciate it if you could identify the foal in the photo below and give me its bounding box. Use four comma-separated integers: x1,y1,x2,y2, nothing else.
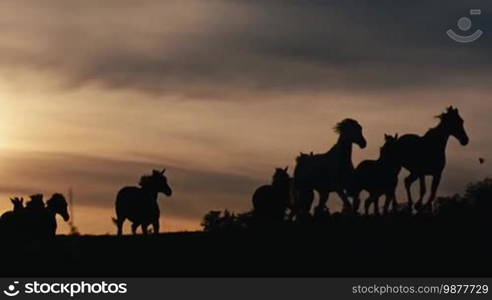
351,134,401,215
252,167,291,222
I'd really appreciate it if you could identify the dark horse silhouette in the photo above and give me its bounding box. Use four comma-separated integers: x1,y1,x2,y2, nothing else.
114,169,172,235
397,106,469,211
252,167,291,222
350,134,401,215
0,193,69,237
293,119,366,218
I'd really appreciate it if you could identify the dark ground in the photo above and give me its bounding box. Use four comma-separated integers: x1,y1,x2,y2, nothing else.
2,213,491,277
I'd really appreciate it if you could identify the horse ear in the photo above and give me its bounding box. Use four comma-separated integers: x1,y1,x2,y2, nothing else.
10,198,15,204
284,166,288,172
161,168,166,174
394,133,399,139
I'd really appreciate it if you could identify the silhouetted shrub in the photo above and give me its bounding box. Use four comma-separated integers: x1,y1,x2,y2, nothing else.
465,178,492,205
201,210,251,232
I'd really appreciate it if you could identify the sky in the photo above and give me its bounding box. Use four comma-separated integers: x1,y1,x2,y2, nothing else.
0,0,491,234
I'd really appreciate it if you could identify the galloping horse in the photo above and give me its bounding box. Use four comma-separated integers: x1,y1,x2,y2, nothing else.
114,169,172,235
294,119,367,217
252,167,292,222
350,134,401,215
397,106,469,211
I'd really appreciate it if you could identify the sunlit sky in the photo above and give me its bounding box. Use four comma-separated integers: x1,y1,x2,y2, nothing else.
0,0,491,234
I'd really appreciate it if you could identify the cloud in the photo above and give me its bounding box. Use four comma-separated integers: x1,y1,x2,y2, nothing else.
0,0,491,97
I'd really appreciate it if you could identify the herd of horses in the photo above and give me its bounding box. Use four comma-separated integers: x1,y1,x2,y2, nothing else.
0,193,70,237
113,105,469,235
253,106,469,221
0,106,469,236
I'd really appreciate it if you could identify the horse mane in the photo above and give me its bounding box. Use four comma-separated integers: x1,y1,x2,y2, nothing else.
26,194,45,210
139,171,159,188
46,193,66,208
435,106,459,120
138,170,168,192
334,118,360,134
296,152,315,164
425,106,461,138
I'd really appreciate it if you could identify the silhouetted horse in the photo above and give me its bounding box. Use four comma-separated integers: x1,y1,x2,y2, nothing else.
397,106,469,211
0,193,69,237
294,119,367,218
114,169,172,235
350,134,401,215
252,167,291,222
9,197,24,211
0,197,24,233
43,193,70,236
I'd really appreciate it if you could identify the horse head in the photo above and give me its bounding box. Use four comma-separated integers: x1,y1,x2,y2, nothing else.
140,169,173,196
10,197,24,211
272,166,290,186
335,118,367,149
46,193,70,222
437,106,469,146
379,133,400,163
26,194,45,210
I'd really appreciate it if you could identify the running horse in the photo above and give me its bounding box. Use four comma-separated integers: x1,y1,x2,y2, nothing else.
397,106,469,211
350,134,401,215
293,119,367,218
114,169,173,235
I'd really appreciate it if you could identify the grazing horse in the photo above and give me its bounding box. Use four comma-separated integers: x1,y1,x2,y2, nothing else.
114,169,172,236
252,167,292,222
293,119,367,218
350,134,401,215
0,193,69,237
397,106,469,211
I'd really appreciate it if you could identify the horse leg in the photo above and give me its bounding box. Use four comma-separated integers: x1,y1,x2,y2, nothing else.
115,218,124,236
131,222,139,235
425,173,441,210
352,194,361,214
141,224,149,235
404,173,418,210
373,195,381,215
364,195,372,215
336,190,352,213
294,189,310,220
152,220,160,235
316,190,329,215
390,192,398,213
383,193,392,214
415,175,427,211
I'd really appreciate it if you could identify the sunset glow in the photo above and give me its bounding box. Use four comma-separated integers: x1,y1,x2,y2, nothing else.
0,1,490,235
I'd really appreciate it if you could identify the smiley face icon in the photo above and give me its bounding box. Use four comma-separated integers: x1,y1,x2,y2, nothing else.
3,282,20,297
447,9,483,43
